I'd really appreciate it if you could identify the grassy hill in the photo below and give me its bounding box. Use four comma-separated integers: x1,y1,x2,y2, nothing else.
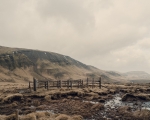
0,46,119,83
0,46,150,83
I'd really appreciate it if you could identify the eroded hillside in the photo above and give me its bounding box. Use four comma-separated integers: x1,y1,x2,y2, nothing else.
1,46,150,83
0,46,118,82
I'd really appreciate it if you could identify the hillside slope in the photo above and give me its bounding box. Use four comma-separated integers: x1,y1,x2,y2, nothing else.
122,71,150,83
1,46,150,83
0,46,120,83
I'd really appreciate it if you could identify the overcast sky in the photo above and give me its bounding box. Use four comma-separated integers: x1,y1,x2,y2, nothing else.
1,0,150,73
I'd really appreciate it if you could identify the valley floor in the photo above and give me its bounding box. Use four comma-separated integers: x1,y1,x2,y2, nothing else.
0,82,150,120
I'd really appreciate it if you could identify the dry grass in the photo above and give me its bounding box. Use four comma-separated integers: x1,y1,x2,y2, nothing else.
20,113,36,120
135,93,150,100
5,114,16,120
0,112,83,120
133,110,150,120
55,114,70,120
0,115,6,120
91,103,104,110
71,115,83,120
1,82,150,120
55,114,83,120
32,100,40,107
44,95,51,102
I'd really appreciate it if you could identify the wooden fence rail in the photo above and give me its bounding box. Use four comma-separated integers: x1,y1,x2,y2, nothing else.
29,77,102,91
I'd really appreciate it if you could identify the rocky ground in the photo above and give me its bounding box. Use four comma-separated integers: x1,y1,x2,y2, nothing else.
0,83,150,120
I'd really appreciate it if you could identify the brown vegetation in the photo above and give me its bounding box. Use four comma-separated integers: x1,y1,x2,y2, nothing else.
0,83,150,119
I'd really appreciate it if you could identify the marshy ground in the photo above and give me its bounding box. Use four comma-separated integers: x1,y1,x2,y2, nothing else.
0,82,150,120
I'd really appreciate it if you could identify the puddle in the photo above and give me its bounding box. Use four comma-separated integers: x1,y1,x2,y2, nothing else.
104,94,150,111
105,94,122,108
83,93,150,111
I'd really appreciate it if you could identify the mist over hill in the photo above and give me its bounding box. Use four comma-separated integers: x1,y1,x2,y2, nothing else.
122,71,150,83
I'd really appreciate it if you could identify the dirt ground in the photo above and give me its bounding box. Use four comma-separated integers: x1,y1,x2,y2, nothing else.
0,82,150,120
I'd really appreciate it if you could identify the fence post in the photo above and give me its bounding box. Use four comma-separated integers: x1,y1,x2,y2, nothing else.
29,82,30,89
44,82,47,89
29,81,31,92
60,80,62,88
70,80,72,89
67,80,69,89
53,81,54,87
80,79,82,88
92,78,94,89
99,77,101,89
15,109,19,120
57,81,59,88
87,78,88,88
47,81,49,90
93,78,95,88
78,80,80,88
82,80,83,88
33,78,37,91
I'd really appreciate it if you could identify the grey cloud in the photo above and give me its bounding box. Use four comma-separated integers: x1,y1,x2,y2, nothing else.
36,0,95,34
0,0,150,73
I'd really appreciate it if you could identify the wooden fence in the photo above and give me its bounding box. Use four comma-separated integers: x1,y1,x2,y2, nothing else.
29,77,102,91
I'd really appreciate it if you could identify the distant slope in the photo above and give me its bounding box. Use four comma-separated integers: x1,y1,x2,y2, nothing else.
123,71,150,79
122,71,150,83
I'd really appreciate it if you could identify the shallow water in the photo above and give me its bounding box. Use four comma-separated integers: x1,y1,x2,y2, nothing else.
104,93,150,110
